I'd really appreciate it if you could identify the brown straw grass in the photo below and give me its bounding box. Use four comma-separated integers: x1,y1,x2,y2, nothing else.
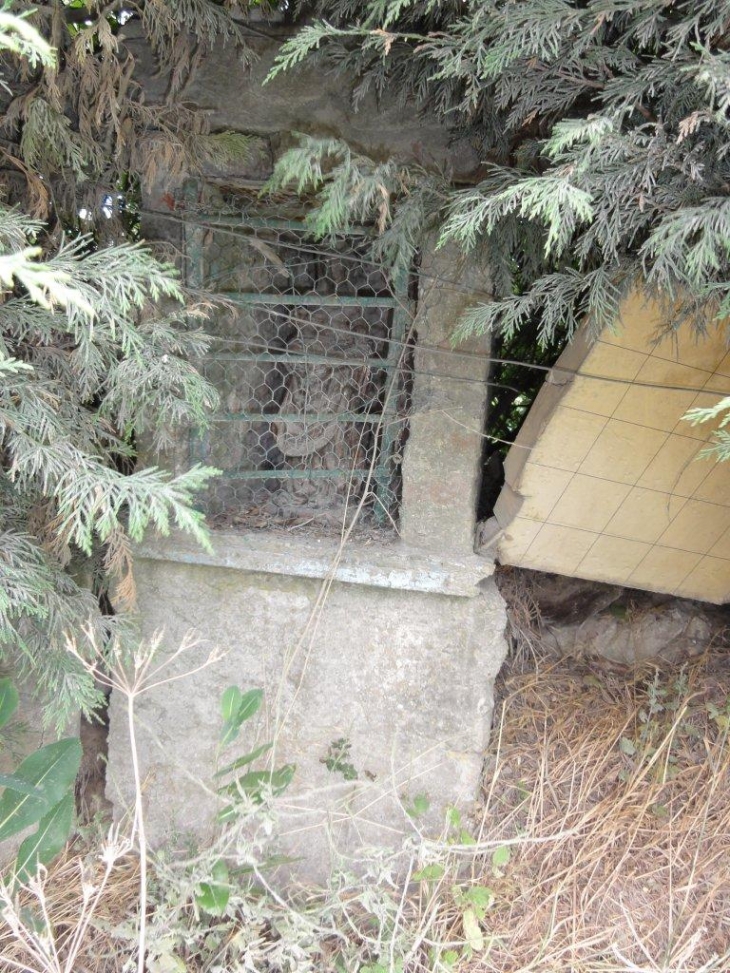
0,843,140,973
453,648,730,972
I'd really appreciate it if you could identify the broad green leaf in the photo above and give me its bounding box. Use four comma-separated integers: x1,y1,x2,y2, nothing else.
0,774,44,798
462,908,484,952
447,805,461,828
234,689,263,724
461,885,495,917
0,738,81,841
412,863,445,882
0,679,19,731
219,688,263,746
195,859,230,916
220,720,241,748
491,845,511,875
220,686,243,723
15,793,74,883
214,742,272,779
147,950,187,973
219,764,295,802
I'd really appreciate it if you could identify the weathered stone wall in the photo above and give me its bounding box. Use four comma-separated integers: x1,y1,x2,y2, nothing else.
107,535,506,876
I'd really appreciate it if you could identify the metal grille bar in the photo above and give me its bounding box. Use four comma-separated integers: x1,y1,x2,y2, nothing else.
181,181,412,532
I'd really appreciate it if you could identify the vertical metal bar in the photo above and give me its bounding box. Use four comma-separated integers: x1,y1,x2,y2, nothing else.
374,270,411,523
183,179,210,469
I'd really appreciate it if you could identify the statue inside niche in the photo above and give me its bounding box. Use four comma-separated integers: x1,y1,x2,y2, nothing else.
269,306,386,523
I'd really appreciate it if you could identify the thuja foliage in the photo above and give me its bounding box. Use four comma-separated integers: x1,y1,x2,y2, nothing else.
0,8,229,728
270,2,730,417
3,0,257,232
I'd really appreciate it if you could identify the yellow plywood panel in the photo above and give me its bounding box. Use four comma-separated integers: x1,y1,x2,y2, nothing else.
585,342,649,380
579,420,668,484
678,556,730,604
657,499,730,555
612,358,707,431
702,371,730,393
602,292,666,353
576,535,652,584
693,462,730,506
498,517,543,564
676,390,726,441
628,546,703,592
522,523,599,574
548,474,631,532
637,435,712,497
710,527,730,561
529,407,608,473
517,463,574,521
715,351,730,377
649,325,728,372
605,487,687,544
562,343,647,417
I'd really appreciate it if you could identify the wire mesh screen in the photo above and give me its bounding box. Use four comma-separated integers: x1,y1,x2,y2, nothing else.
182,184,412,533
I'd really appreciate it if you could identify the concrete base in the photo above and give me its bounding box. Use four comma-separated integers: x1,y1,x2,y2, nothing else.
106,531,507,879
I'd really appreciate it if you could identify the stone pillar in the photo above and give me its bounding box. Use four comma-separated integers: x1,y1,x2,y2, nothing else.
400,242,493,556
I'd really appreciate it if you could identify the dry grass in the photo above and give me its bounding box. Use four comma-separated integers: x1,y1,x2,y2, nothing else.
0,843,140,973
454,649,730,972
2,650,729,973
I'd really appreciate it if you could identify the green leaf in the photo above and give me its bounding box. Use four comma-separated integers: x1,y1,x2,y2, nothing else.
406,792,430,818
220,686,243,723
0,679,19,730
491,845,511,874
412,863,446,882
220,722,239,748
218,764,295,803
0,738,82,841
0,773,43,798
15,793,74,883
446,805,461,828
214,742,272,779
234,688,263,724
219,688,263,746
195,859,230,916
620,737,637,756
461,885,495,917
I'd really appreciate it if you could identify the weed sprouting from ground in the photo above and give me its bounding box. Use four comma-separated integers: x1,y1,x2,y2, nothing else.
2,647,730,972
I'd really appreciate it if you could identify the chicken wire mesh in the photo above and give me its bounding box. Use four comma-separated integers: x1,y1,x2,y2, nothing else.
182,183,413,533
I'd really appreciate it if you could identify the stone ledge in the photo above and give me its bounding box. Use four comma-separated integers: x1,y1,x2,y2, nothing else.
135,530,493,598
